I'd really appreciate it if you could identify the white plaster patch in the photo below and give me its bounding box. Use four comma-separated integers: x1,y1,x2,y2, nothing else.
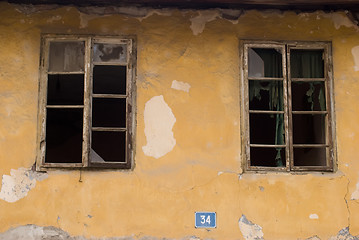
46,15,61,23
309,214,319,219
79,12,100,28
139,9,172,21
78,6,172,23
0,168,48,203
238,215,264,240
351,46,359,72
142,95,176,159
190,10,219,35
350,179,359,200
171,80,191,93
330,13,357,30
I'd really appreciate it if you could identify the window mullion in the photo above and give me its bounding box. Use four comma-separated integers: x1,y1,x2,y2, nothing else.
82,37,92,167
37,38,50,170
285,45,293,171
324,44,334,170
243,44,251,170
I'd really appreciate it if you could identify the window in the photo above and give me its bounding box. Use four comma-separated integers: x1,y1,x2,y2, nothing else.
36,35,136,170
242,41,335,171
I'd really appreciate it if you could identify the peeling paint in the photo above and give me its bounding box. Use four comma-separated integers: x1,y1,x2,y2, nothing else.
79,12,100,29
238,215,264,240
15,5,61,15
351,46,359,72
78,6,172,22
329,227,359,240
350,177,359,200
219,9,243,24
306,236,321,240
142,95,176,159
171,80,191,93
46,15,62,23
0,168,47,203
309,214,319,219
190,10,219,35
329,13,357,30
0,225,202,240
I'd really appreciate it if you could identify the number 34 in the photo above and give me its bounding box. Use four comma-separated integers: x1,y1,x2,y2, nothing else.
200,215,211,224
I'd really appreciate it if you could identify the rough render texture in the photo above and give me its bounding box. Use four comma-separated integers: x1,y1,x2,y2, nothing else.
1,2,359,239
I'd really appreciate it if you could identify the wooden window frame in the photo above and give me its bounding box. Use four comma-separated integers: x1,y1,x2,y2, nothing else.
241,40,335,172
36,34,136,170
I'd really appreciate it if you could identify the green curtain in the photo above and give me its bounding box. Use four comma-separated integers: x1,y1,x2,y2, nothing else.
249,49,284,166
249,49,325,166
291,50,325,111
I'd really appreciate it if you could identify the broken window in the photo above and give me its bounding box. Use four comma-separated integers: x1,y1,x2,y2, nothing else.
37,35,136,169
243,42,335,171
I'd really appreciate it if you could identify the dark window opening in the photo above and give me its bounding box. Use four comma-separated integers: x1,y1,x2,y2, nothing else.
245,43,333,171
91,131,126,162
47,74,84,105
93,65,127,95
290,49,324,78
45,108,83,163
250,147,286,167
92,98,126,128
248,48,283,78
293,147,327,166
38,36,134,170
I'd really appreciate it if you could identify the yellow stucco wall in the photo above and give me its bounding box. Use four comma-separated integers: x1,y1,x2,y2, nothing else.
0,3,359,239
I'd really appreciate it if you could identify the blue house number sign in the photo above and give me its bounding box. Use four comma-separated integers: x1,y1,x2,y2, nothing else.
195,212,216,228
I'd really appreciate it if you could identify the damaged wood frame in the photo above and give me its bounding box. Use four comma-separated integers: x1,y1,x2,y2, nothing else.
241,40,335,172
36,34,136,170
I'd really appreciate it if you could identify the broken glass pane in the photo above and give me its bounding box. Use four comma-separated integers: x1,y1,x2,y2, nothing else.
47,74,84,105
250,147,285,167
91,131,126,162
45,108,83,163
250,113,285,145
293,114,326,144
290,49,324,78
249,80,283,111
92,98,126,128
292,81,326,111
49,41,85,72
248,48,283,78
93,65,126,94
93,43,127,63
293,147,327,166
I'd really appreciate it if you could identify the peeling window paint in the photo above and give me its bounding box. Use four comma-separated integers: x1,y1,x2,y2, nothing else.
0,168,48,203
238,215,264,240
142,95,176,159
171,80,191,93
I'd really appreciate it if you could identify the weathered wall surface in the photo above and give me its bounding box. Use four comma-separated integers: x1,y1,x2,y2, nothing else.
0,3,359,239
